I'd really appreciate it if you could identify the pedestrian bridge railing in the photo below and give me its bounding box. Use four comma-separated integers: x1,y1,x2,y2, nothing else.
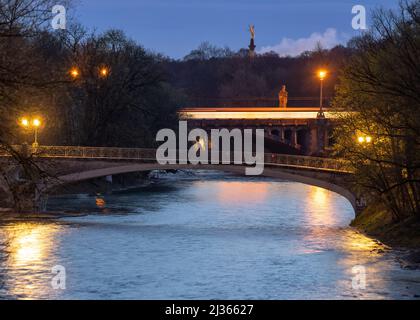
0,145,353,174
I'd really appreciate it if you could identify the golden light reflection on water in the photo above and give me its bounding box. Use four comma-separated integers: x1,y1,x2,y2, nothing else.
216,181,269,205
312,187,328,207
1,222,63,299
96,197,106,209
297,187,335,254
335,229,394,299
303,186,381,254
304,186,338,226
340,229,384,253
299,186,393,297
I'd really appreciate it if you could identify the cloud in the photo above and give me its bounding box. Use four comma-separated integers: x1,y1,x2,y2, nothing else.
258,28,342,57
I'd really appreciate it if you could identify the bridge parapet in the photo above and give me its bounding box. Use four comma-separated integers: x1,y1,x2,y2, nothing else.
266,153,351,173
1,145,353,174
184,97,332,108
0,145,363,213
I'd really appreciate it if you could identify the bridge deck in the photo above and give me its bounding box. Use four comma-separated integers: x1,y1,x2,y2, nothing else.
179,107,342,120
0,145,353,174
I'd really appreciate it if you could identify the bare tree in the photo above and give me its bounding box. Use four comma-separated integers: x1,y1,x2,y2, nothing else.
333,0,420,220
0,0,72,211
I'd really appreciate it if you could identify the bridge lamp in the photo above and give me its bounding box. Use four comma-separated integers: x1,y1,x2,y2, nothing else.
317,70,327,119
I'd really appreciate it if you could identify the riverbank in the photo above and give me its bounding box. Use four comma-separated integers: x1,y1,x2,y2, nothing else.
352,204,420,248
352,204,420,269
0,210,88,222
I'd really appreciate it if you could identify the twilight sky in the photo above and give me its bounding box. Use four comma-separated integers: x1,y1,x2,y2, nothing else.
74,0,397,59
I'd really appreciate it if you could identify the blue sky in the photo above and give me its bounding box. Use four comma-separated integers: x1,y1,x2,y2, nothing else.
75,0,397,58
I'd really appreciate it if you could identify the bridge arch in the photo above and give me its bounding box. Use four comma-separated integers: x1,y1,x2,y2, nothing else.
56,164,357,214
270,129,280,138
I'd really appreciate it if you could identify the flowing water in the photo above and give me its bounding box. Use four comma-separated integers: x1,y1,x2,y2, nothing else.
0,171,419,300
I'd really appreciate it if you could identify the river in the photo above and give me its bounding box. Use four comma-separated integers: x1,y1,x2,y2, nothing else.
0,171,419,299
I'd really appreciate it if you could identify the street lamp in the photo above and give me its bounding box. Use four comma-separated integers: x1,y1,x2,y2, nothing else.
32,118,41,148
21,118,29,128
357,135,372,145
99,67,109,78
70,67,80,79
317,70,327,118
19,116,42,148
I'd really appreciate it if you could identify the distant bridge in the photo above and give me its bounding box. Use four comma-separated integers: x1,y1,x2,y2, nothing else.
0,145,364,214
179,106,346,156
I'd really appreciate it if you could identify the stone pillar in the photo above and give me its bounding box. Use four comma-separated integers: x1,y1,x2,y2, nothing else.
249,38,256,58
306,121,319,155
280,127,285,143
324,126,330,149
291,128,298,148
316,118,327,155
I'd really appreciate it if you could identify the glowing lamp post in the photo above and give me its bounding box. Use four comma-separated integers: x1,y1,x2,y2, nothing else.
317,70,327,118
32,118,41,148
357,135,372,145
20,117,42,148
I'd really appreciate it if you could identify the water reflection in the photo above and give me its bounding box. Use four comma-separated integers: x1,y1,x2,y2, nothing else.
335,229,398,299
215,181,269,205
1,175,419,299
311,187,328,207
305,186,338,226
95,197,106,209
0,222,63,299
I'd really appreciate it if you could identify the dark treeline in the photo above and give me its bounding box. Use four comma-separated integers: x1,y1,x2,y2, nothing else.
0,0,183,209
0,1,182,149
0,0,354,151
164,42,352,106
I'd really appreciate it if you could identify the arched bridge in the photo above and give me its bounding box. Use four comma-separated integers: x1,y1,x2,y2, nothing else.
1,145,362,213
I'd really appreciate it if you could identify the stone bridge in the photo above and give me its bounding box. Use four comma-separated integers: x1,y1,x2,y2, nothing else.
180,107,343,156
0,146,364,215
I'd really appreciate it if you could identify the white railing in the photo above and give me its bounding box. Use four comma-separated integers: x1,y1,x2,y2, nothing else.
0,145,353,173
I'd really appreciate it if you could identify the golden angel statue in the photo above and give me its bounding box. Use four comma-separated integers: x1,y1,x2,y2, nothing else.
249,25,255,40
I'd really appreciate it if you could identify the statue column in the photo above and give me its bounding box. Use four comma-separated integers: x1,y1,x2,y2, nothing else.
248,25,256,58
